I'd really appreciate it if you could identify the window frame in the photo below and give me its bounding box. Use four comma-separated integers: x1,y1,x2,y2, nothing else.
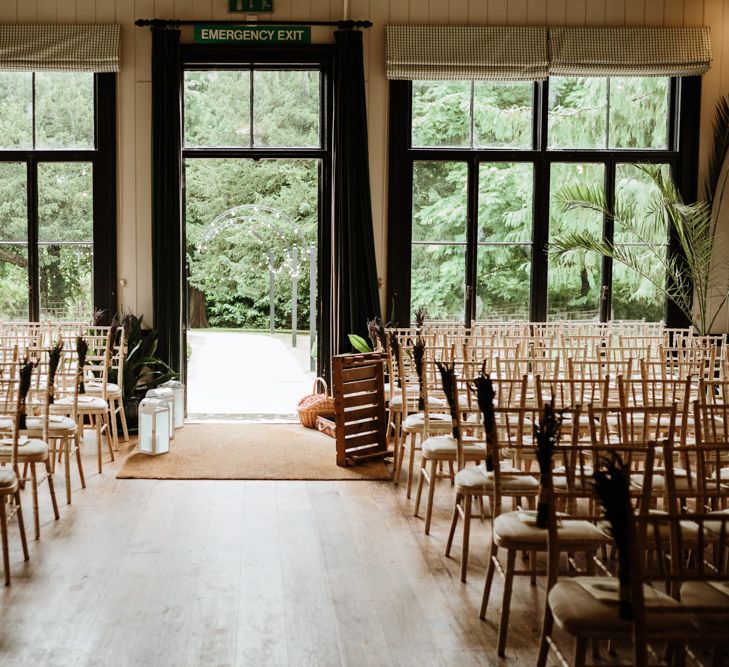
0,72,117,322
386,76,701,327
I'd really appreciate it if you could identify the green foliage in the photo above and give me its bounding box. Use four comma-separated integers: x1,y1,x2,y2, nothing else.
347,334,372,354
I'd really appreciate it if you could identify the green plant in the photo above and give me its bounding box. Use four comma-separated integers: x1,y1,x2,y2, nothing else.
347,334,372,354
548,98,729,335
120,314,177,400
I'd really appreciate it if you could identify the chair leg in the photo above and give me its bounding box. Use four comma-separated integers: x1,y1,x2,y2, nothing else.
406,433,417,499
75,433,86,489
30,463,39,540
413,457,426,518
460,494,472,582
497,549,517,656
0,499,9,586
445,494,461,557
108,401,119,451
536,604,554,667
95,417,102,474
64,438,72,504
15,491,28,561
119,399,130,443
104,414,115,462
424,459,438,535
480,542,499,619
574,637,588,667
46,460,59,521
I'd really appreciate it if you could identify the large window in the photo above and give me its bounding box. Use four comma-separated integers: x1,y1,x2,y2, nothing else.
387,75,698,325
0,72,116,321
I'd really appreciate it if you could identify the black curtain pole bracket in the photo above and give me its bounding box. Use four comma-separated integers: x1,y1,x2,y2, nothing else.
135,18,372,29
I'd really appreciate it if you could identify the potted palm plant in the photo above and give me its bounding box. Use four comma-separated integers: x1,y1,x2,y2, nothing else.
549,98,729,335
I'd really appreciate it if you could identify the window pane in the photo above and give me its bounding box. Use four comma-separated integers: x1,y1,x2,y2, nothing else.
548,163,604,320
35,73,94,149
411,244,465,320
412,80,470,148
0,72,32,150
474,81,532,148
478,162,533,242
548,77,608,149
0,246,28,319
253,70,320,147
0,162,27,242
184,70,251,147
476,245,531,320
614,163,670,245
38,163,93,243
39,244,93,321
609,77,669,149
413,161,467,242
611,251,664,322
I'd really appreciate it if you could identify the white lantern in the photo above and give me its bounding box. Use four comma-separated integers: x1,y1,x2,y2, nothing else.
139,398,170,455
160,380,185,429
146,388,175,439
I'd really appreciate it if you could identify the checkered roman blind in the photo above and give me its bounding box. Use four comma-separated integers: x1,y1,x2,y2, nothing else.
0,24,120,72
550,26,712,77
386,25,712,81
386,25,549,81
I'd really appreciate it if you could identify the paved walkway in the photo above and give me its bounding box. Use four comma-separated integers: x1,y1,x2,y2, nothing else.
187,330,316,419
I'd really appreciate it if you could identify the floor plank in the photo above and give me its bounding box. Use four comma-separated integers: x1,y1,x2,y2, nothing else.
0,435,545,666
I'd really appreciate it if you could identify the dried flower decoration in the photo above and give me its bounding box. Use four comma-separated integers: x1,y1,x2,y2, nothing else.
472,362,497,471
17,359,35,430
410,336,426,411
76,337,89,394
593,454,634,621
436,361,459,439
414,306,427,333
389,331,401,388
48,340,63,405
535,402,562,529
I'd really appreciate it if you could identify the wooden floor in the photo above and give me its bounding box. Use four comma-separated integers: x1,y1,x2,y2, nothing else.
0,437,548,666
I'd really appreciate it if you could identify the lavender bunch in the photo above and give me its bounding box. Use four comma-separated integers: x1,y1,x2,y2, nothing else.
594,454,634,621
472,362,497,471
535,402,563,529
76,337,88,394
47,340,63,404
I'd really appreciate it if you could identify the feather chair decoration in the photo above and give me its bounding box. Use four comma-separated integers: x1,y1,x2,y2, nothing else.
76,336,88,394
436,361,459,440
411,336,426,411
367,317,386,352
47,340,63,405
472,361,497,471
535,402,563,529
17,359,35,431
593,453,635,621
106,317,119,368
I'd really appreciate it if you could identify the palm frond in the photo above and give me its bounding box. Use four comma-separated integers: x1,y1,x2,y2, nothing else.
705,96,729,206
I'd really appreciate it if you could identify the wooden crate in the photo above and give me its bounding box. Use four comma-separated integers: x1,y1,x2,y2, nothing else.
331,352,388,466
316,414,336,439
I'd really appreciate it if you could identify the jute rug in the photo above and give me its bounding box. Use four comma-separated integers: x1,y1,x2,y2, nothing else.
116,423,392,481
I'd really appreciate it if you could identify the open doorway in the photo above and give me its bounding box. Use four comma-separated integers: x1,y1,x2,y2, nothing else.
182,62,329,420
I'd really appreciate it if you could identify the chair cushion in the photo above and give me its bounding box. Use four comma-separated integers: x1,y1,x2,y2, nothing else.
0,468,17,492
421,435,485,460
402,412,452,432
680,581,729,627
455,463,539,493
25,416,77,433
493,511,609,549
55,395,107,412
0,438,48,462
550,578,686,638
86,382,121,398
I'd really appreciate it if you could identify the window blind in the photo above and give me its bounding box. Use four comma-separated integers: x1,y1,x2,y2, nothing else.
0,24,120,72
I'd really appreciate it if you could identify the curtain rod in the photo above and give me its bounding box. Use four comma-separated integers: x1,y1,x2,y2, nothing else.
134,19,372,29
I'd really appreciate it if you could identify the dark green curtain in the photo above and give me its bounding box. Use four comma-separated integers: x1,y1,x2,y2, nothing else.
151,27,183,374
333,29,381,354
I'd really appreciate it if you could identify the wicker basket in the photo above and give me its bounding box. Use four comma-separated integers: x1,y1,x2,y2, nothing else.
297,377,335,429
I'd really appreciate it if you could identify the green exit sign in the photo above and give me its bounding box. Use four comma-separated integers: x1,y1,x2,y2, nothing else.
194,24,310,44
229,0,274,11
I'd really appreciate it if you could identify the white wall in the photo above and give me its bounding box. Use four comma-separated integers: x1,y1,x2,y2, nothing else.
2,0,728,327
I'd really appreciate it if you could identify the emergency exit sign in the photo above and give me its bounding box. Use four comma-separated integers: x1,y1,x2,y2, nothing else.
194,25,311,44
229,0,274,11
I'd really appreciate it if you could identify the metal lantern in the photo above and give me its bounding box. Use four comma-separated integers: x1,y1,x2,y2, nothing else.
160,380,185,429
139,398,170,455
146,388,175,439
